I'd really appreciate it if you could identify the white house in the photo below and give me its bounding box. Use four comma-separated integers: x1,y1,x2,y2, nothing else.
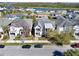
9,26,23,39
26,8,35,12
34,19,55,37
73,25,79,39
0,7,4,11
74,30,79,40
36,10,43,13
73,25,79,30
49,10,55,13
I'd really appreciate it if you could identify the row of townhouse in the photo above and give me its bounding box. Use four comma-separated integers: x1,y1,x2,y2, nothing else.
0,17,78,40
0,9,79,40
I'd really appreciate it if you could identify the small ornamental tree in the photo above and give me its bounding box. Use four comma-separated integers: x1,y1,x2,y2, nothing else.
64,49,79,56
15,34,21,40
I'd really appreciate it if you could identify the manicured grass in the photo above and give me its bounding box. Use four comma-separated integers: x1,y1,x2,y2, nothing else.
13,3,79,10
2,43,22,46
1,43,50,46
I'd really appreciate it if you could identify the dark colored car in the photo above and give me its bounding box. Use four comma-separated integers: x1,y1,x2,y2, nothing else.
22,45,31,49
34,44,43,48
71,43,79,48
0,45,5,48
53,50,64,56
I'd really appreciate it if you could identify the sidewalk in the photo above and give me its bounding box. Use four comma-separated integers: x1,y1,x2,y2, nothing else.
71,40,79,43
2,40,51,44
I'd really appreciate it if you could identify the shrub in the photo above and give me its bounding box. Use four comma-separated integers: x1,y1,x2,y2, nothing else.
38,37,47,40
15,34,21,40
3,34,9,40
27,35,33,40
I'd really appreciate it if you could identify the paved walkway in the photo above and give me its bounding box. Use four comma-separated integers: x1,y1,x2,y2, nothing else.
71,40,79,43
0,40,51,43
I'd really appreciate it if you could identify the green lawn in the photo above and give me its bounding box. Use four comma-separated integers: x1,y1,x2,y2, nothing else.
1,43,50,46
13,3,79,10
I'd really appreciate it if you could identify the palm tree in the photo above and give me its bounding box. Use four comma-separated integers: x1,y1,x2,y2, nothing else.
64,49,79,56
47,29,72,45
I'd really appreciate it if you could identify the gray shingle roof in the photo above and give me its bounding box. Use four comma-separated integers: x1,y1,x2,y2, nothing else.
10,19,33,29
0,18,14,26
34,18,54,29
55,14,78,27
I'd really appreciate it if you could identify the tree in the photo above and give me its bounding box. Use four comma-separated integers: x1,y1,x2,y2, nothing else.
21,16,27,19
3,34,9,40
32,15,36,22
48,16,52,20
64,49,79,56
27,11,32,15
46,29,58,38
47,29,62,44
12,10,17,14
27,35,34,40
47,29,72,45
61,32,74,44
2,26,9,34
38,37,47,40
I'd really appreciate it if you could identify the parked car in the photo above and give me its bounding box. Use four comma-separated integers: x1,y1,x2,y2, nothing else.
71,43,79,48
34,44,43,48
53,50,64,56
0,45,5,48
22,45,31,49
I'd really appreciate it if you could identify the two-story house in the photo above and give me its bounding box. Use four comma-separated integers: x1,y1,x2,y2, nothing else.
33,18,55,37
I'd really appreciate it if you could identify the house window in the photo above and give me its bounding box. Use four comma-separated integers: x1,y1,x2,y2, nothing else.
21,32,23,34
1,32,3,34
75,33,79,36
46,29,48,31
36,28,40,31
36,33,40,35
10,33,15,35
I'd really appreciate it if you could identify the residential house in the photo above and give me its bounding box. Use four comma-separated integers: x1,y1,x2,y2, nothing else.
54,14,75,34
64,11,76,20
74,10,79,14
9,19,33,39
35,10,50,19
26,8,35,12
5,14,24,20
73,25,79,39
33,19,55,37
49,13,59,19
9,26,23,39
58,10,67,15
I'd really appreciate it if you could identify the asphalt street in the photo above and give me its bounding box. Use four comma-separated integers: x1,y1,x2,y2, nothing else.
0,45,73,56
